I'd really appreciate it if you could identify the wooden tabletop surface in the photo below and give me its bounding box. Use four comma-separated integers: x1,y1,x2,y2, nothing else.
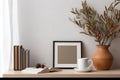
3,69,120,78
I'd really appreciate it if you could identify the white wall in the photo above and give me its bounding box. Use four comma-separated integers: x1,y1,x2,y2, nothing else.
17,0,120,69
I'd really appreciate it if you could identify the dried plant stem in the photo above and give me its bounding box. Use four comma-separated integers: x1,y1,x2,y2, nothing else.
70,0,120,46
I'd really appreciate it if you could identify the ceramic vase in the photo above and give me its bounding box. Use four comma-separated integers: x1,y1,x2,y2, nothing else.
92,45,113,70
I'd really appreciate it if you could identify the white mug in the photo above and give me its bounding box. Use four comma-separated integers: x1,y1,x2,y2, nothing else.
77,58,93,70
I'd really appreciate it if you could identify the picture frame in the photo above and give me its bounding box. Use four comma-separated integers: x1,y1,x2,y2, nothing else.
53,41,82,68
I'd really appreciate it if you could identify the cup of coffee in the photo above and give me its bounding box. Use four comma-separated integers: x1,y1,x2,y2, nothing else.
77,58,93,71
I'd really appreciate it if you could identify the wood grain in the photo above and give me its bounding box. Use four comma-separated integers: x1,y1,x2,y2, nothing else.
3,69,120,78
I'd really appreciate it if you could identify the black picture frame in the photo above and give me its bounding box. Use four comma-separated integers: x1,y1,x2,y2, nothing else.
53,41,82,68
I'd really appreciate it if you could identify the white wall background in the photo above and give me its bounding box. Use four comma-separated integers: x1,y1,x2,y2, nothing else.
16,0,120,69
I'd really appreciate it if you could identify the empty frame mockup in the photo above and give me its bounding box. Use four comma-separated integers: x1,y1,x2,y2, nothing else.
53,41,82,68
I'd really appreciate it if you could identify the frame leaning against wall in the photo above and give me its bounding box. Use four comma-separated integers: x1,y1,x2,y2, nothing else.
53,41,82,68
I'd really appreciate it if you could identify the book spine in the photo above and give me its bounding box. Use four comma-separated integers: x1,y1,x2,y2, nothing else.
22,48,26,69
28,50,30,67
18,45,23,71
14,45,18,71
20,46,24,70
25,49,30,68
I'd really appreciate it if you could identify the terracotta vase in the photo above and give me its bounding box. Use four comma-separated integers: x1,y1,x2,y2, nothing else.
92,45,113,70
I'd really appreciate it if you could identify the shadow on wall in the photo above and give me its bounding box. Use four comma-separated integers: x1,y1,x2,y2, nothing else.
110,39,120,69
81,43,87,58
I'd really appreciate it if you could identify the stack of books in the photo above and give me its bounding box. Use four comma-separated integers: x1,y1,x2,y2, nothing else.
14,45,30,71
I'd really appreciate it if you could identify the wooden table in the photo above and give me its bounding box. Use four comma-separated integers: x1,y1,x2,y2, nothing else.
3,69,120,78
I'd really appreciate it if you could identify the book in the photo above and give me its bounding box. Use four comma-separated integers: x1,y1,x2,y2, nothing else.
21,67,50,74
14,45,18,71
22,48,26,70
18,45,23,71
25,49,30,68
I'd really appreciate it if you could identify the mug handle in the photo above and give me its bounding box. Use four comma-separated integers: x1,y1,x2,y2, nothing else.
87,59,93,70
